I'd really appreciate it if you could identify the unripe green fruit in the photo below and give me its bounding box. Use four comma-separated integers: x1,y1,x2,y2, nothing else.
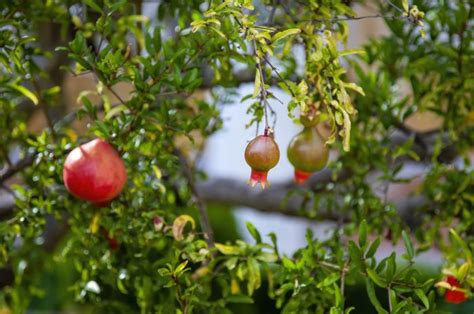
287,127,329,183
300,114,319,127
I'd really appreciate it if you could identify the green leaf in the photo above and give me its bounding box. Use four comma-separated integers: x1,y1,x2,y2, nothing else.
359,220,368,248
174,260,189,276
367,268,387,288
339,49,366,57
215,243,240,255
401,230,414,260
365,279,388,314
83,0,103,13
226,295,254,304
7,84,38,105
246,222,261,244
449,229,471,260
282,257,296,270
386,253,396,281
256,252,278,263
272,28,301,43
225,257,239,270
317,273,339,288
343,82,365,96
366,238,381,258
105,104,128,120
247,257,261,295
348,240,363,266
402,0,409,12
414,289,430,309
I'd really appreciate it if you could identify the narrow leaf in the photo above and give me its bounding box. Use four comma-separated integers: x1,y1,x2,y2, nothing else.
366,238,381,258
8,84,38,105
367,268,387,288
414,289,430,309
272,28,301,43
359,220,368,248
246,222,262,243
401,230,414,260
366,279,388,314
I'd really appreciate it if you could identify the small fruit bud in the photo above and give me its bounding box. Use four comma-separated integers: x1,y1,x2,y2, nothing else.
153,216,165,231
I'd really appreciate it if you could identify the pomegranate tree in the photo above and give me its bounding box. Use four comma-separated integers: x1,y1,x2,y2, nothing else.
287,126,329,183
63,138,127,206
244,129,280,188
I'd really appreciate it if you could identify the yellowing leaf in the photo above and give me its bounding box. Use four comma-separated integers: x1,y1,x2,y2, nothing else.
215,243,240,255
402,0,409,12
105,104,128,120
231,278,240,294
339,49,366,57
152,165,162,180
253,70,261,98
64,128,78,142
272,28,301,43
342,110,351,152
89,213,101,234
8,84,38,105
435,281,452,289
343,82,365,96
172,215,195,241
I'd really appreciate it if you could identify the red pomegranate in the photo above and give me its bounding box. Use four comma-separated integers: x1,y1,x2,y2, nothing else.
444,275,467,304
63,138,127,206
244,129,280,188
287,127,329,184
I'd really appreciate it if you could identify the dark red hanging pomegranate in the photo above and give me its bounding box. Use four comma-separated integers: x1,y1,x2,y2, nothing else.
444,275,467,304
287,126,329,184
244,129,280,188
63,138,127,206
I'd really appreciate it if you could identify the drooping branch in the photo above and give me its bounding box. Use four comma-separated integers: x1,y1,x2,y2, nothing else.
196,168,351,219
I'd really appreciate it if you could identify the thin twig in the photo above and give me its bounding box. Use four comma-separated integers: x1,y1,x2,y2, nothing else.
253,42,270,129
261,54,296,97
0,154,36,184
31,79,57,141
387,285,393,312
340,260,349,307
176,150,215,249
302,14,398,23
278,0,298,24
384,0,405,13
267,0,277,25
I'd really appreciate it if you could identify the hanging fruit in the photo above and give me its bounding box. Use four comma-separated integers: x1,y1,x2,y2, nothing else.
287,125,329,184
244,128,280,188
63,138,127,206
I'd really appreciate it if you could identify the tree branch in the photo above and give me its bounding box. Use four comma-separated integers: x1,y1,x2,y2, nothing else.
176,150,215,248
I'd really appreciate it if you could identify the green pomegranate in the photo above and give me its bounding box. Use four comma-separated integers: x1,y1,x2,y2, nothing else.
244,130,280,188
300,112,319,128
287,126,329,183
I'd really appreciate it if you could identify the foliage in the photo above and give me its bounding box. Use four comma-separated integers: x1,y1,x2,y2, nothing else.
0,0,473,313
